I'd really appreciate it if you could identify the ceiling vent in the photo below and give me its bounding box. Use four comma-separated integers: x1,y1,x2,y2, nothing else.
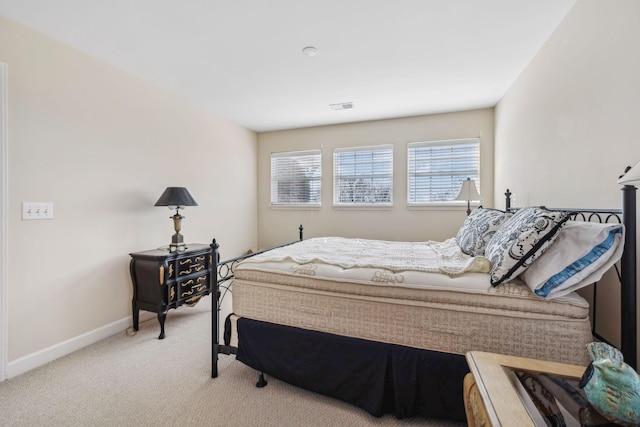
302,46,318,57
329,102,354,111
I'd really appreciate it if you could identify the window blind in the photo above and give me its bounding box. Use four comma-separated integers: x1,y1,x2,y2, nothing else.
271,150,322,206
407,138,480,204
333,145,393,206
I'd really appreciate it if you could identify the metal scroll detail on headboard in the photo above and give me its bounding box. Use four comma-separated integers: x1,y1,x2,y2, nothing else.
504,188,637,370
209,225,304,378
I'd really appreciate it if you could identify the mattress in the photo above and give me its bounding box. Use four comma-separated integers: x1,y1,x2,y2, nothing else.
232,241,593,366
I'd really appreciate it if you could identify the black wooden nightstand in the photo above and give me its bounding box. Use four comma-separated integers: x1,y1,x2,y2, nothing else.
129,244,213,339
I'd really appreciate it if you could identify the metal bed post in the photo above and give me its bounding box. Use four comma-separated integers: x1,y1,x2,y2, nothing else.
504,189,512,211
211,238,220,378
211,238,239,378
621,184,637,370
211,226,304,378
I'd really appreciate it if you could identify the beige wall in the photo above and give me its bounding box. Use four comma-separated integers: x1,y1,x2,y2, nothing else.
495,0,640,366
0,17,257,364
257,109,494,248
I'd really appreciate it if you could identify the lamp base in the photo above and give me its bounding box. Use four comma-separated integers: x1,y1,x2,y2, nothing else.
168,243,187,252
169,232,187,252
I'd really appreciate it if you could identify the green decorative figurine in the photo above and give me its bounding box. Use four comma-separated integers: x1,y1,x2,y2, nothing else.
579,342,640,426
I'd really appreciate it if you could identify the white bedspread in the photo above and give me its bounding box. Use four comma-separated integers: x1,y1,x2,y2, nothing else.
245,237,490,276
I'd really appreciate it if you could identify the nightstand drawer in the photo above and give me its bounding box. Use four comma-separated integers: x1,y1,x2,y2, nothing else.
179,273,209,300
177,254,208,276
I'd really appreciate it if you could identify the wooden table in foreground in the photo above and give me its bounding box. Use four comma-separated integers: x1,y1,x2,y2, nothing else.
464,351,588,427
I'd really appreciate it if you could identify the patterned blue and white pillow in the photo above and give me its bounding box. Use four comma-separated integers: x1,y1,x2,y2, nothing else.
485,207,569,285
455,208,512,256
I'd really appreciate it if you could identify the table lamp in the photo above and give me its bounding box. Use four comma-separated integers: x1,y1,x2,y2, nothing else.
155,187,198,251
455,178,481,215
618,161,640,185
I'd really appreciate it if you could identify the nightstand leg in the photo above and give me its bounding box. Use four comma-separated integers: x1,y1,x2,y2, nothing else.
130,259,140,331
158,310,166,339
132,300,139,331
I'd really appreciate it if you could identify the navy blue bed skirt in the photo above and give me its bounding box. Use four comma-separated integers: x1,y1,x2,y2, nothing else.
235,317,468,421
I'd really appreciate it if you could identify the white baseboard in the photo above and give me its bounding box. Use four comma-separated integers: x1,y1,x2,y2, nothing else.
6,312,154,379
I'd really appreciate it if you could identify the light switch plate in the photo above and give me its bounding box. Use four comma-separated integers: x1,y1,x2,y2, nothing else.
22,202,54,220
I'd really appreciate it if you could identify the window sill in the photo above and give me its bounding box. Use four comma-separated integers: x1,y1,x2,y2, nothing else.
270,204,321,211
333,204,393,211
407,201,481,211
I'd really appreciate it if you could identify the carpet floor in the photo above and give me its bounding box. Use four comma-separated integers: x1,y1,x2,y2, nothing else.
0,296,465,426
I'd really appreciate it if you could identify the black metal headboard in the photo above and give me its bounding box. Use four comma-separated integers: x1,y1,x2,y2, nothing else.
504,186,637,370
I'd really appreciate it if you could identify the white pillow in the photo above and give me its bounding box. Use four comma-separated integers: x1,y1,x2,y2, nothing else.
521,221,625,299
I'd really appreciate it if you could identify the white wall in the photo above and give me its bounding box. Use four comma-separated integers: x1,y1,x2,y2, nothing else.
257,109,494,248
0,17,257,372
495,0,640,208
495,0,640,366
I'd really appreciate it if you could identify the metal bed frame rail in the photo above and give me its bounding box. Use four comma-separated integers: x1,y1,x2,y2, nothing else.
210,225,303,378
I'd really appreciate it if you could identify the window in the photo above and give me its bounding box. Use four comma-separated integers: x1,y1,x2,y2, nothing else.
333,145,393,207
407,138,480,204
271,150,321,207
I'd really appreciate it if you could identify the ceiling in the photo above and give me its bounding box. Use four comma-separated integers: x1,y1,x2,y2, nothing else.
0,0,576,132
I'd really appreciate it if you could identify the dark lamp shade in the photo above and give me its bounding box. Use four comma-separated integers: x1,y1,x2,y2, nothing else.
154,187,198,208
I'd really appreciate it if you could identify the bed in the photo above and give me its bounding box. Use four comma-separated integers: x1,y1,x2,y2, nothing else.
209,187,637,421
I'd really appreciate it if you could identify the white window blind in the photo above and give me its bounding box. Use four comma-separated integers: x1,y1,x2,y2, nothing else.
407,138,480,204
271,150,322,206
333,145,393,206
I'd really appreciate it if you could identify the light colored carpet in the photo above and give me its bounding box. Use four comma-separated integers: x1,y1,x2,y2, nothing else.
0,296,465,426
